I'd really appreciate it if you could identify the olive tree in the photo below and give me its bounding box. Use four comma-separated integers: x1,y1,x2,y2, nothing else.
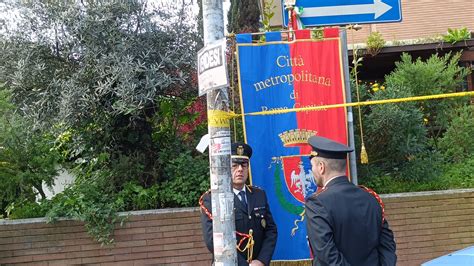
1,1,201,188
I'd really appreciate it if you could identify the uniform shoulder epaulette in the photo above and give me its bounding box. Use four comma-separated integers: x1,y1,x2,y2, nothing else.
359,185,385,225
246,184,261,192
308,187,327,199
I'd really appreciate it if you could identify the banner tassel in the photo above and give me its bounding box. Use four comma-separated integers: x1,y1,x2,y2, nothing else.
360,143,368,164
350,29,369,165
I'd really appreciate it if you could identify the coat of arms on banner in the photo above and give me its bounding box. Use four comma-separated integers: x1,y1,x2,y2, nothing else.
272,129,319,237
278,129,317,203
282,156,316,203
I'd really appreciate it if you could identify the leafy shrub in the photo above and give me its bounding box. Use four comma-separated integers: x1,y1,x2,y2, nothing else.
364,87,427,167
116,182,159,211
385,53,469,144
361,151,474,194
6,199,51,219
355,52,471,193
361,174,407,194
443,27,471,44
438,105,474,162
366,31,385,56
261,0,276,32
386,53,468,97
397,150,445,183
0,0,208,247
358,164,393,192
350,79,372,102
0,89,61,217
45,165,122,245
359,162,444,194
441,157,474,188
158,151,209,208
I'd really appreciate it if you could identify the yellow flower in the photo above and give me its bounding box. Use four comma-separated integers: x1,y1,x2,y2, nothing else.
371,83,379,91
423,118,429,124
380,86,385,90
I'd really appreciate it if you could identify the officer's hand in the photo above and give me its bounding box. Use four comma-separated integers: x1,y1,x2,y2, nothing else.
250,260,265,266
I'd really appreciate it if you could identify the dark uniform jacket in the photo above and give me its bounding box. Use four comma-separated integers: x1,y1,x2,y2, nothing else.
305,176,397,266
201,185,278,265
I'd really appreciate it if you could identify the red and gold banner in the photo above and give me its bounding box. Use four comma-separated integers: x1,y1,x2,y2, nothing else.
236,29,348,260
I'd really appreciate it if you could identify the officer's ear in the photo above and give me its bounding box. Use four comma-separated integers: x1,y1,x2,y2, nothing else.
318,159,327,174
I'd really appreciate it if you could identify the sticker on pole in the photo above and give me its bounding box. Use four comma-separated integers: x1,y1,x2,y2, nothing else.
197,38,229,96
210,173,218,189
219,193,234,222
213,232,224,255
210,137,231,156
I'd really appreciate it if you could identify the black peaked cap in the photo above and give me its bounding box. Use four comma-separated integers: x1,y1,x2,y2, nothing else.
231,142,252,163
308,136,353,160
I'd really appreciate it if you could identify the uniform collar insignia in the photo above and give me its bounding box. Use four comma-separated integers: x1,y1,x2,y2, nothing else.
245,184,253,193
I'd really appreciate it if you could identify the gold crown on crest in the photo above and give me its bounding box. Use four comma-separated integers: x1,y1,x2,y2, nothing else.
279,129,317,147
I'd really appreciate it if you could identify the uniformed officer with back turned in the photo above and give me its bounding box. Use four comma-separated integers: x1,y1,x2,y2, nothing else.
200,142,278,265
305,136,397,266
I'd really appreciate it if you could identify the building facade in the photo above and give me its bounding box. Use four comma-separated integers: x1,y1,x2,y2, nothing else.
263,0,474,90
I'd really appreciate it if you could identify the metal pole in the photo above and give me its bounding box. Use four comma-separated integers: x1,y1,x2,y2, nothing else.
340,28,358,185
202,0,237,264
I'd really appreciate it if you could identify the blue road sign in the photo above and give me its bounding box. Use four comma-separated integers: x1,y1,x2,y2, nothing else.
282,0,402,27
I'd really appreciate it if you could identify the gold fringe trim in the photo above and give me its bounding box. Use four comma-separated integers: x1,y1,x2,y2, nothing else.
271,261,312,265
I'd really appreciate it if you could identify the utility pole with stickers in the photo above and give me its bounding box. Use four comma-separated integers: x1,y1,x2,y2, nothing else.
198,0,237,265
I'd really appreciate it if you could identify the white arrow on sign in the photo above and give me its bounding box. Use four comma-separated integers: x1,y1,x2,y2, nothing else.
300,0,392,19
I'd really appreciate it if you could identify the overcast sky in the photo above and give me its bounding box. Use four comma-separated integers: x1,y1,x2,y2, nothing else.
1,1,231,35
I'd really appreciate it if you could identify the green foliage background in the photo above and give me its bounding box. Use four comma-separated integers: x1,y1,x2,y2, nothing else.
228,0,261,33
353,52,473,193
0,0,209,244
0,0,473,245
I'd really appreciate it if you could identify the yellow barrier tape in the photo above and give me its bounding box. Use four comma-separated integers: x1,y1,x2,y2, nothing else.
244,91,474,117
207,91,473,126
207,110,238,127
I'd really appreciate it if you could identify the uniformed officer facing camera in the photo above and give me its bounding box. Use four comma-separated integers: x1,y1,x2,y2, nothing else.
305,136,397,266
200,142,278,266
